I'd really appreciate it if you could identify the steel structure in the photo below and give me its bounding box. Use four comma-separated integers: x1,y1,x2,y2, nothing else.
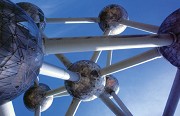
0,0,179,116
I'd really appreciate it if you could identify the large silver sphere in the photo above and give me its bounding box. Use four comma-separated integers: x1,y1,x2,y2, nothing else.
23,83,53,112
98,4,128,35
104,75,119,98
0,0,43,105
17,2,46,30
65,60,105,101
158,9,180,67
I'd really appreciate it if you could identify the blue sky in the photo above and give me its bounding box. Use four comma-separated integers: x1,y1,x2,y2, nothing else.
11,0,180,116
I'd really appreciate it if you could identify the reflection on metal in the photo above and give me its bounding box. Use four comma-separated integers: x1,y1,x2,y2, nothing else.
65,60,105,101
106,50,113,66
111,92,133,116
120,19,159,34
16,2,46,30
0,0,43,105
45,86,67,97
35,106,41,116
100,48,162,76
90,51,102,63
0,1,179,116
46,17,99,24
0,101,15,116
53,91,69,98
65,98,81,116
104,75,119,97
98,4,128,35
23,83,53,112
99,93,125,116
90,30,112,63
158,9,180,67
44,34,173,54
103,75,133,115
40,62,79,81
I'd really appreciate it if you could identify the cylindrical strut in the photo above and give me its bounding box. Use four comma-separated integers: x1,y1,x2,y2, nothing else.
100,48,162,76
120,19,159,34
44,34,173,54
0,101,15,116
91,30,112,63
163,68,180,116
111,92,133,116
46,17,99,24
99,93,125,116
35,106,41,116
45,86,67,97
65,98,81,116
40,62,79,81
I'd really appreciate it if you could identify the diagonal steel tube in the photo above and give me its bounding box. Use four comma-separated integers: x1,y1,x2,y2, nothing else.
90,51,102,63
90,30,111,63
99,93,125,116
65,98,81,116
120,19,159,34
46,17,99,24
45,86,67,97
46,17,158,34
163,68,180,116
0,101,15,116
107,50,113,66
44,34,173,54
34,77,39,87
40,62,79,81
53,91,69,98
100,48,162,76
35,106,41,116
56,54,72,68
111,92,133,116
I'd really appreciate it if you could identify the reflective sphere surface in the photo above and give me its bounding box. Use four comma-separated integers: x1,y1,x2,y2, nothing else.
0,0,43,105
23,83,53,112
65,60,105,101
98,4,128,35
104,75,119,98
17,2,46,30
158,9,180,67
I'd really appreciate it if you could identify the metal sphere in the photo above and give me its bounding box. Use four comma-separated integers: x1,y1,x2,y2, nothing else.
0,0,44,105
17,2,46,30
158,9,180,67
98,4,128,35
23,83,53,112
104,75,119,98
65,60,105,101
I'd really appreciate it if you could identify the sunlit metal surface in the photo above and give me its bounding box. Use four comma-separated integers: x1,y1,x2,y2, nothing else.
0,1,179,116
0,0,43,105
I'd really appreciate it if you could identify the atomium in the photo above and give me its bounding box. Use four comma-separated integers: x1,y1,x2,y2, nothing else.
0,1,179,116
65,60,105,101
104,75,119,97
16,2,46,30
0,0,43,105
23,83,53,112
158,9,180,67
98,4,128,35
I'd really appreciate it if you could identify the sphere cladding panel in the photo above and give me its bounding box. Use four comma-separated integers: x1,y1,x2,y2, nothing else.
16,2,46,30
0,0,44,105
104,75,119,98
98,4,128,35
158,9,180,67
65,60,105,102
23,83,53,112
